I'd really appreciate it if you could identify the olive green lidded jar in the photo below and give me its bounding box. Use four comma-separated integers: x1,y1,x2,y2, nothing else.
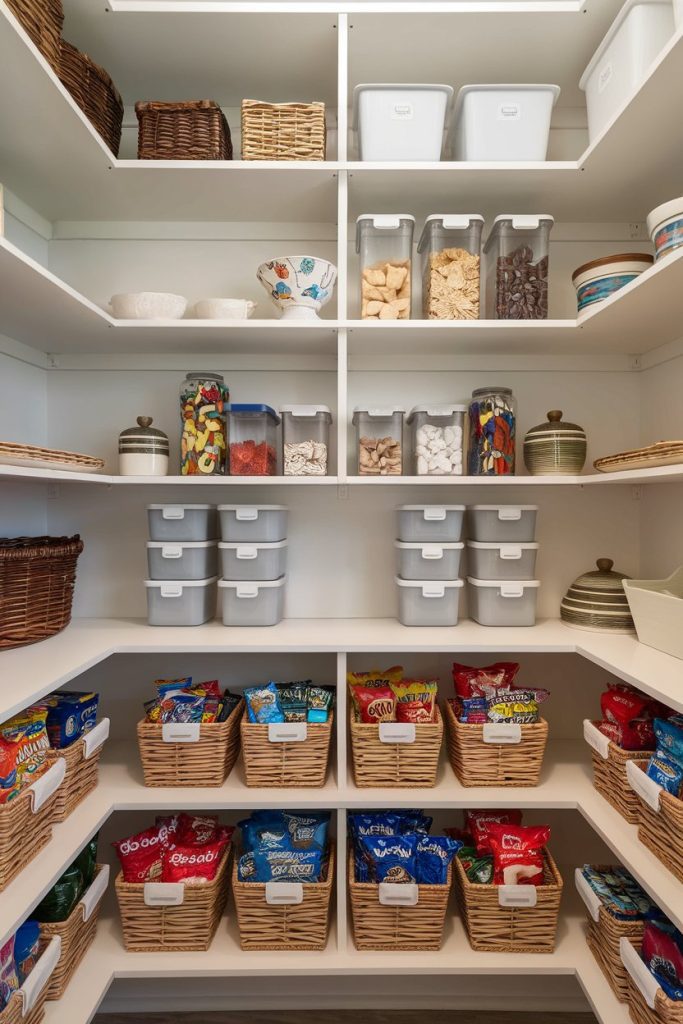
523,410,587,476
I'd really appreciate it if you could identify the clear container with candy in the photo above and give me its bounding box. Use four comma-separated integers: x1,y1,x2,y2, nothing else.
180,372,229,475
228,404,280,476
467,386,516,476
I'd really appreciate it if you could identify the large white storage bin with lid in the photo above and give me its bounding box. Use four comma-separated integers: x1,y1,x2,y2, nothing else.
353,84,453,161
146,541,218,581
219,576,286,627
451,85,560,161
398,505,465,543
147,504,217,542
466,541,539,581
396,577,464,626
468,577,540,626
579,0,674,143
218,541,288,582
218,505,288,543
145,577,217,626
467,505,538,543
395,541,464,581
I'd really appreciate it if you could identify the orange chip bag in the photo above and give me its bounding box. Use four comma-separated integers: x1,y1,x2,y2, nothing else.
391,679,438,723
0,706,50,792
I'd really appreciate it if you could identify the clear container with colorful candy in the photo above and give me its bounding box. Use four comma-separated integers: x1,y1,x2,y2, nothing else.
228,404,280,476
467,386,516,476
180,372,229,475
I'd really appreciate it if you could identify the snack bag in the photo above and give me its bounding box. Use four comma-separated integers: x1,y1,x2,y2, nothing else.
244,682,285,724
352,686,396,723
456,845,494,884
653,718,683,768
415,835,461,884
0,707,50,791
283,811,329,850
217,692,242,721
485,823,550,886
239,813,288,853
349,812,404,881
44,691,99,749
155,677,193,697
465,809,523,855
347,666,403,691
0,937,18,1013
0,738,19,804
646,753,683,796
392,680,438,723
239,847,324,884
186,679,221,698
457,696,489,724
641,921,683,1000
113,821,173,883
159,693,205,724
486,689,541,725
581,865,658,922
32,863,84,923
307,686,334,724
162,828,232,884
277,682,309,722
13,921,40,985
452,662,519,699
601,688,649,726
597,719,656,751
358,834,418,884
175,813,219,846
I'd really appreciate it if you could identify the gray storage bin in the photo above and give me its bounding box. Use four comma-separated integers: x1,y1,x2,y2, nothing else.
146,541,218,581
219,540,288,582
397,504,465,543
467,505,538,543
466,540,538,581
467,577,539,626
218,505,288,543
396,541,464,581
396,576,463,626
147,504,217,542
219,576,286,626
145,576,217,626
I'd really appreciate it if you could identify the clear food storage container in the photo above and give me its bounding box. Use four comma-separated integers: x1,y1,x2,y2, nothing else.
146,540,218,581
406,404,466,475
395,541,464,581
417,215,484,319
467,386,517,476
180,371,229,476
353,407,404,475
356,215,414,320
145,577,217,626
218,540,288,582
452,85,560,161
396,577,464,627
467,505,538,543
219,576,285,627
397,505,465,543
147,504,217,542
466,541,539,581
484,215,554,319
218,505,288,543
467,577,539,627
228,404,280,476
353,84,453,161
280,404,332,476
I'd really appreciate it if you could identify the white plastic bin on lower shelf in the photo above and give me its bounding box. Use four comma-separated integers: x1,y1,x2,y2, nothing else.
396,577,463,626
146,540,218,581
466,540,539,581
452,84,560,161
218,505,288,543
147,504,217,542
144,576,217,626
395,541,464,581
397,505,465,543
219,540,288,582
467,505,538,543
219,576,286,626
467,577,540,626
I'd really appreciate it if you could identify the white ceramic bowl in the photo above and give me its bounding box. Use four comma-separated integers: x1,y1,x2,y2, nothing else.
572,252,653,312
646,197,683,262
109,292,187,320
193,298,256,320
256,256,337,320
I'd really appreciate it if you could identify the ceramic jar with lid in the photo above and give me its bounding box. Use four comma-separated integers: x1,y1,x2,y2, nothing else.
523,410,587,476
560,558,635,633
119,416,169,476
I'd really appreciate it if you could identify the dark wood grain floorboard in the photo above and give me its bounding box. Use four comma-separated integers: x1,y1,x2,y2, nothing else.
96,1013,595,1023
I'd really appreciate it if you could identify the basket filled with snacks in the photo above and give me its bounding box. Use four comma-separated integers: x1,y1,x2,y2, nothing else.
113,814,232,951
445,661,549,787
232,810,334,951
348,667,443,788
137,677,243,787
239,682,334,788
451,810,562,953
620,924,683,1024
43,691,109,822
626,716,683,884
0,930,62,1024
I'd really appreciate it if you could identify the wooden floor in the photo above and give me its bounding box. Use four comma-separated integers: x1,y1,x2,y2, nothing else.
96,1013,596,1023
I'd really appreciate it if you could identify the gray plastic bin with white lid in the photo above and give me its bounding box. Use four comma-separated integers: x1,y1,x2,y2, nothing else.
147,504,217,542
219,576,285,626
147,541,218,581
397,505,465,543
467,577,539,626
218,505,288,543
219,540,287,582
396,577,463,626
396,541,464,581
466,540,538,581
145,576,217,626
467,505,538,543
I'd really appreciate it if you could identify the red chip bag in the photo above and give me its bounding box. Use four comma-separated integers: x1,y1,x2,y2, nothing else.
175,813,219,845
162,828,233,884
485,823,551,886
601,688,649,726
353,686,396,723
452,662,520,700
597,719,656,751
113,821,173,883
465,809,523,855
396,700,433,723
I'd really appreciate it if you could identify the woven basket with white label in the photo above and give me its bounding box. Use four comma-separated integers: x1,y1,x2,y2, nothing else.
349,706,443,788
137,700,243,787
627,758,683,883
444,700,547,787
584,719,655,824
0,759,66,891
621,937,683,1024
240,709,333,788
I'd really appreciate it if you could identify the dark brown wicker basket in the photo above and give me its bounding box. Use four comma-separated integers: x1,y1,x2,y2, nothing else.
0,535,83,649
135,100,233,160
58,41,124,157
5,0,63,70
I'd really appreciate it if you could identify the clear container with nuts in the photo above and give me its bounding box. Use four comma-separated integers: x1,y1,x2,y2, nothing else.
352,406,404,476
280,404,332,476
406,404,466,476
417,215,484,319
356,215,414,320
484,215,554,319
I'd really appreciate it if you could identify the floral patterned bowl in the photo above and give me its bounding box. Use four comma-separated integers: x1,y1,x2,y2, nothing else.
257,255,337,320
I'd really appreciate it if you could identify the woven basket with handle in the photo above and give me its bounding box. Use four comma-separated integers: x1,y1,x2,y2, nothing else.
0,535,83,649
0,937,61,1024
623,938,683,1024
5,0,63,69
585,720,655,824
0,760,65,891
38,865,108,999
240,709,333,787
136,100,233,160
349,706,442,788
44,723,108,823
444,699,548,787
241,100,326,160
137,700,243,787
58,41,123,157
576,865,646,1002
628,758,683,883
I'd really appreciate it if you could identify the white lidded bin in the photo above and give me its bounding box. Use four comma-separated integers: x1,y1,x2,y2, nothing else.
353,84,454,161
145,576,217,626
467,505,538,543
219,540,288,582
452,85,560,161
219,576,286,627
468,577,540,626
397,504,465,543
579,0,674,143
396,577,464,626
396,541,464,581
466,540,539,581
147,504,217,542
147,540,218,581
218,505,288,543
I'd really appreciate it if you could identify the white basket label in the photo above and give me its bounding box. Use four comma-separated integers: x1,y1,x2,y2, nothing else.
265,882,304,905
18,937,61,1015
80,865,110,922
144,882,184,906
483,723,522,745
626,759,662,812
379,883,418,906
574,867,601,922
83,718,110,759
162,722,201,743
498,885,537,908
379,723,416,744
28,758,66,813
268,723,307,743
583,719,610,759
621,937,660,1009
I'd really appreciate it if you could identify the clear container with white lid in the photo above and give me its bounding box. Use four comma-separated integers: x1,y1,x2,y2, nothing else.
406,404,466,476
218,505,288,543
467,577,540,627
484,215,554,319
218,540,288,582
280,405,332,476
417,215,484,319
396,577,464,627
397,504,465,543
147,540,218,581
147,504,217,542
466,540,539,581
467,505,538,543
396,541,464,581
353,407,404,476
356,215,414,320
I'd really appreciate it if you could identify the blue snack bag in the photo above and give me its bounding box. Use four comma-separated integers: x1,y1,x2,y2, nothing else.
359,834,418,883
416,835,462,885
653,719,683,768
244,847,324,883
646,752,683,795
239,812,288,852
13,921,40,985
283,811,330,850
349,813,405,881
44,691,99,749
244,683,285,724
398,812,433,834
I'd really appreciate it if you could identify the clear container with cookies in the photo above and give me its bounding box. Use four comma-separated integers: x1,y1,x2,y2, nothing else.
356,215,414,320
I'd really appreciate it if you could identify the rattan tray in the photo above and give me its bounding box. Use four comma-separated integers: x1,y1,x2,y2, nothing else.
444,700,548,787
594,441,683,473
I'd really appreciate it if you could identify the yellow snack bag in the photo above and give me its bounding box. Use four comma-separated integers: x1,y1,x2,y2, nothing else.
347,666,403,717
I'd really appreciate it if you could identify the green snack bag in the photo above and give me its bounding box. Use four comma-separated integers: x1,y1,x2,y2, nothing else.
277,682,309,722
73,833,99,889
32,864,84,922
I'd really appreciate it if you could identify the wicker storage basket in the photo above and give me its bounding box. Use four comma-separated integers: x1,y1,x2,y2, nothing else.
0,759,66,892
349,706,443,788
44,719,109,823
39,864,109,999
444,701,548,787
621,937,683,1024
454,849,562,953
0,536,83,650
136,100,232,160
241,100,326,161
232,844,334,951
0,937,62,1024
584,720,655,824
348,850,452,951
58,41,124,157
137,700,243,787
240,709,333,788
575,867,646,1002
5,0,63,69
627,759,683,883
115,847,230,951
